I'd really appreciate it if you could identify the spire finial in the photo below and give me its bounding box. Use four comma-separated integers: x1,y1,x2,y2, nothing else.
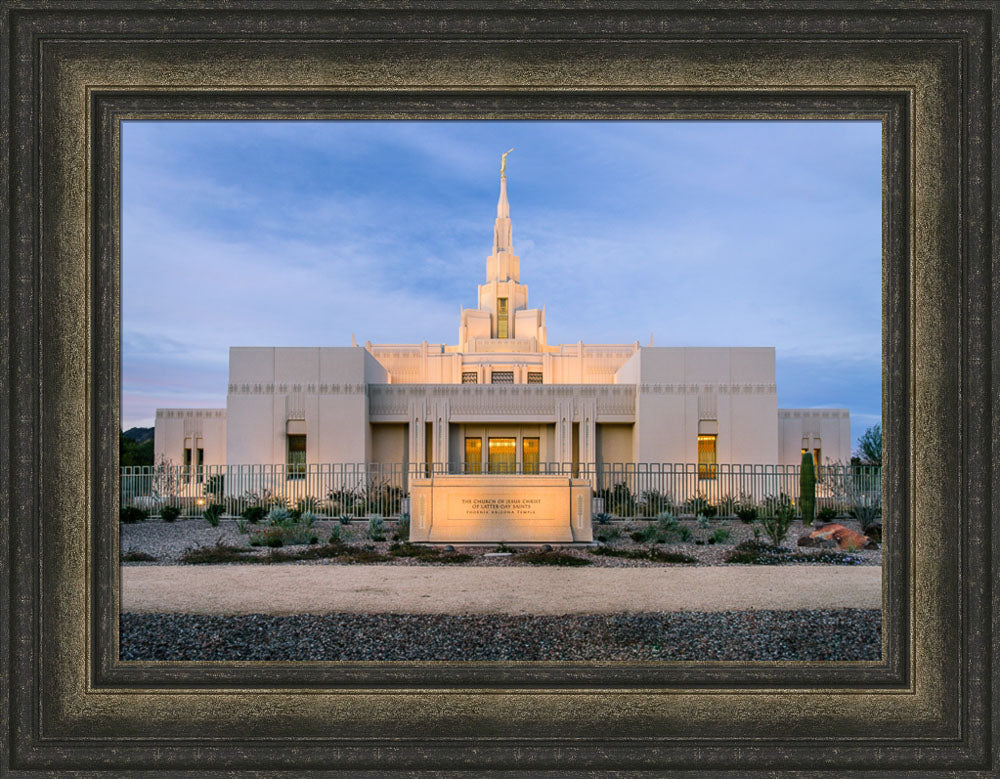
500,148,514,179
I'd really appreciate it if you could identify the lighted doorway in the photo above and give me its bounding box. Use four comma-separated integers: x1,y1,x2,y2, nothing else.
522,437,540,474
488,437,516,474
464,437,482,473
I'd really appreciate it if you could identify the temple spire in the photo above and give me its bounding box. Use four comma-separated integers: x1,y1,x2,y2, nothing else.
493,149,514,254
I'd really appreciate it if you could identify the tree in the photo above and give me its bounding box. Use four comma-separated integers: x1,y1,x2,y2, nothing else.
799,450,816,526
120,432,154,466
855,424,882,466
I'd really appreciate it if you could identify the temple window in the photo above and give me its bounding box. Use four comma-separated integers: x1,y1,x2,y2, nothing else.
462,371,478,384
527,372,543,384
497,297,508,338
697,434,717,480
287,433,306,480
490,371,514,384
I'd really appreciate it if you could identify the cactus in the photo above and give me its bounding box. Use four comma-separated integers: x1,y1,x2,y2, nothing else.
800,450,816,526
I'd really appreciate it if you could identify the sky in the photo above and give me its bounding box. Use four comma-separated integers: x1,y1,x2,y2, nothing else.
121,120,882,450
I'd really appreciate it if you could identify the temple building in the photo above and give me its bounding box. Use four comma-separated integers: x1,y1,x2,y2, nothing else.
154,162,851,479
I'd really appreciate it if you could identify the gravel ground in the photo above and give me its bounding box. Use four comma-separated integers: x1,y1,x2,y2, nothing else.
119,609,882,661
120,517,882,567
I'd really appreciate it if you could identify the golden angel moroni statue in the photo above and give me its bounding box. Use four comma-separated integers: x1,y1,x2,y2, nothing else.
500,148,514,178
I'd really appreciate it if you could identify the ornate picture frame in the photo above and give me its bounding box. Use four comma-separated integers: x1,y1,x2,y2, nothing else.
2,2,995,773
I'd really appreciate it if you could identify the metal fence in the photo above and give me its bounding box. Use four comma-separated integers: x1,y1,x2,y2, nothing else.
121,462,881,520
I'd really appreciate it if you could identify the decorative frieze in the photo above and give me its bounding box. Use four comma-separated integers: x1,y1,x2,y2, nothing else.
367,384,636,419
156,408,226,419
778,409,850,419
227,383,365,396
638,383,777,395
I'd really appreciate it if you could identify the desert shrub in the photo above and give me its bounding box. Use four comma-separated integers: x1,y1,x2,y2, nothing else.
120,506,149,524
638,489,675,517
387,542,470,563
389,542,438,560
121,549,156,562
328,525,342,544
367,515,386,541
817,506,838,522
852,499,881,532
708,527,731,545
646,548,699,563
338,514,353,525
725,540,782,564
515,551,591,566
656,511,678,532
761,492,795,518
266,506,291,525
159,505,181,522
593,512,612,525
724,539,864,565
179,541,251,564
203,473,225,502
203,503,224,527
299,511,317,527
676,526,694,543
394,513,410,541
758,500,796,547
590,547,696,563
630,524,659,544
240,504,267,524
595,525,622,543
249,521,317,547
735,504,758,524
684,495,717,518
597,482,636,517
715,494,739,518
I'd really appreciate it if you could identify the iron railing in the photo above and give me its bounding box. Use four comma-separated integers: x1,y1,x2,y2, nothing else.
121,462,882,520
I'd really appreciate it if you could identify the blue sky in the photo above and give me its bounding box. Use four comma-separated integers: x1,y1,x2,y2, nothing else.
122,120,882,450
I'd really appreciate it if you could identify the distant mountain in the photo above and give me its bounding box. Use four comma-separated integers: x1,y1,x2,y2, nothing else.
122,426,154,443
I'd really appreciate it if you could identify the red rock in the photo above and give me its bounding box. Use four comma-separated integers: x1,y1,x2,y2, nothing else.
808,523,877,550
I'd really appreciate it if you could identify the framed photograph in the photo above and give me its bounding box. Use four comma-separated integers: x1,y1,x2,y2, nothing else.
2,2,996,774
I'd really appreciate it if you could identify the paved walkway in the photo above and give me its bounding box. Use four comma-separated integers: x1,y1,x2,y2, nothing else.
121,565,882,615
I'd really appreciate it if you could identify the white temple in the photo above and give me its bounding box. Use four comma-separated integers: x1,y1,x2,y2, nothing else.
154,159,851,478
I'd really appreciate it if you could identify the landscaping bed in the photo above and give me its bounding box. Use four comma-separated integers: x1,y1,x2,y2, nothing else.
120,515,882,567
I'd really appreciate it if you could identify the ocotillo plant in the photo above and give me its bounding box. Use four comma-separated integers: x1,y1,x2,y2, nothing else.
799,450,816,526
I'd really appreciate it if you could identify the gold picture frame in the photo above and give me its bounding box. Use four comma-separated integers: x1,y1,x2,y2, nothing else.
2,2,995,773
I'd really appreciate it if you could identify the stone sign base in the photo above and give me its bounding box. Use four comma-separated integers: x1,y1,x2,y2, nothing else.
408,475,593,544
